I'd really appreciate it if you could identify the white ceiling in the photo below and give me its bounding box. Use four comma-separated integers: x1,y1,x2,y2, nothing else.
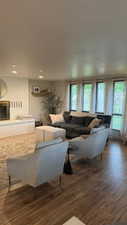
0,0,127,81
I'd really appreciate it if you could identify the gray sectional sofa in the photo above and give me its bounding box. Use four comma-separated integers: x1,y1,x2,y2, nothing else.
50,111,112,139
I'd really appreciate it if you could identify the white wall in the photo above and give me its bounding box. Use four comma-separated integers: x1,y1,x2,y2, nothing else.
52,81,69,112
1,77,29,119
0,77,52,121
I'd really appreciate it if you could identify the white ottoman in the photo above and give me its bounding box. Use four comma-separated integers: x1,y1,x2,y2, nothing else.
63,217,85,225
36,126,66,142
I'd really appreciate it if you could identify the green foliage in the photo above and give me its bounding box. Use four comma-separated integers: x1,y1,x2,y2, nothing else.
41,92,63,114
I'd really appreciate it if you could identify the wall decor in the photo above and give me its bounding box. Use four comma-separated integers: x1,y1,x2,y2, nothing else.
32,88,51,97
0,79,7,99
10,101,23,108
32,86,41,94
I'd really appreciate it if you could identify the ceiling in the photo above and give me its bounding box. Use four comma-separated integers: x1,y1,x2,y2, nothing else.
0,0,127,81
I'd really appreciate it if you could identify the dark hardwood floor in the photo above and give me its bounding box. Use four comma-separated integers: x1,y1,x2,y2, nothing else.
0,141,127,225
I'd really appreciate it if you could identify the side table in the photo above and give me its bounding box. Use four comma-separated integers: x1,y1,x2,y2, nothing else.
64,147,73,174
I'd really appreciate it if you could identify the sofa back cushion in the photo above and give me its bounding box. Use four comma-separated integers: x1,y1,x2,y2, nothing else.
70,111,96,118
97,114,112,128
63,111,72,123
71,116,86,125
84,116,95,126
71,115,95,126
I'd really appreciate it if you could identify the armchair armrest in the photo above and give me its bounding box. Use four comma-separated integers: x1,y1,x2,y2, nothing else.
7,153,37,183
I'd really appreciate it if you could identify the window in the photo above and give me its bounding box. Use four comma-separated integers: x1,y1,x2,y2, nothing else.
82,84,93,112
70,84,78,111
112,81,126,130
96,82,105,113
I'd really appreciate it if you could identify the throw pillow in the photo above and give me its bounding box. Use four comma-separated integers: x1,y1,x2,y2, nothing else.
88,118,102,129
49,114,64,124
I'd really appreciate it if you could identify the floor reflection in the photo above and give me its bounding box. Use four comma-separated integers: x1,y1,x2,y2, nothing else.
107,142,126,183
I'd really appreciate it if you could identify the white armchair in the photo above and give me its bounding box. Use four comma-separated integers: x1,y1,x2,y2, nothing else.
7,138,68,189
69,129,109,160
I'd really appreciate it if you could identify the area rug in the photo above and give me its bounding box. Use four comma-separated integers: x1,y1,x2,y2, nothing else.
0,133,37,190
63,216,85,225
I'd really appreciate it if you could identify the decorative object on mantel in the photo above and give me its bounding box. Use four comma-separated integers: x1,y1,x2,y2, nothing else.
10,101,22,108
0,79,7,99
32,87,51,97
41,90,63,114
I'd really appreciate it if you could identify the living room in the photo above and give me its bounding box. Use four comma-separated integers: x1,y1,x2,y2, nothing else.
0,1,127,225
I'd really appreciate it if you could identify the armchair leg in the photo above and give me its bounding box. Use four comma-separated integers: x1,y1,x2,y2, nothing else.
100,153,103,160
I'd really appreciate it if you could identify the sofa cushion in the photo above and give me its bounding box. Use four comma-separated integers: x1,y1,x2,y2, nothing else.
52,122,81,129
71,116,86,125
71,115,95,127
70,111,96,117
83,116,95,126
63,123,81,129
63,111,72,123
97,114,112,128
74,127,91,135
51,122,66,128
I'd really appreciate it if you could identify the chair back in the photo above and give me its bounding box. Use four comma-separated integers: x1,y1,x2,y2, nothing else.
71,128,109,159
35,141,68,186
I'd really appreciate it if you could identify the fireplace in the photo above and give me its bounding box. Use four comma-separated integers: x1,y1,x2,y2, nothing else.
0,101,10,120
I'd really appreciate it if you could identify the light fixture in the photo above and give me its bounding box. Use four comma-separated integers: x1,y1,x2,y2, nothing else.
11,70,17,74
12,64,16,68
39,75,44,79
11,64,17,74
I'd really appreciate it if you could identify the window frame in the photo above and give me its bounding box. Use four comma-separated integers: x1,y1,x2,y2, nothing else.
112,80,125,130
82,83,93,113
69,84,78,111
95,81,105,114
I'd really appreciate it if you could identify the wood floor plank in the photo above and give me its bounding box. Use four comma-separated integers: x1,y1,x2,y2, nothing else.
0,141,127,225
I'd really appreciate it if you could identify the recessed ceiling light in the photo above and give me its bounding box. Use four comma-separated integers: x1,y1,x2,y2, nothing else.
12,64,16,68
11,70,17,74
39,75,44,79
